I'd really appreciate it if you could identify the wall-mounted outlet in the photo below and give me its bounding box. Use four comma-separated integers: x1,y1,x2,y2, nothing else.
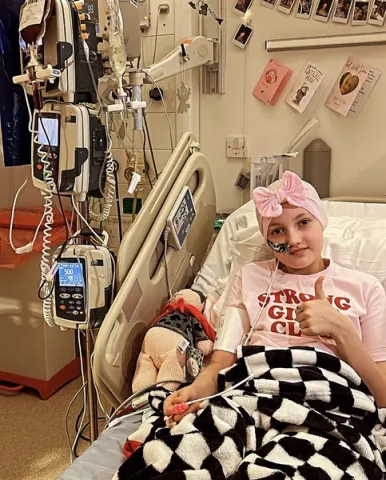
226,137,246,158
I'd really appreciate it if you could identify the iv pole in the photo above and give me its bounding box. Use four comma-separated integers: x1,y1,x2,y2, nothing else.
77,200,99,442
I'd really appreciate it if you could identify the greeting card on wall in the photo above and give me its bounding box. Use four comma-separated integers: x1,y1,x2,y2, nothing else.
348,67,382,117
253,60,293,106
285,61,326,113
325,57,369,116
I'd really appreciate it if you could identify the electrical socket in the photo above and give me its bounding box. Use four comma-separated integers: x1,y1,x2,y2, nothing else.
226,137,246,159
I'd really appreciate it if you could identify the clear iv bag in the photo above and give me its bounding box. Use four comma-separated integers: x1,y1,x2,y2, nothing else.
106,0,127,84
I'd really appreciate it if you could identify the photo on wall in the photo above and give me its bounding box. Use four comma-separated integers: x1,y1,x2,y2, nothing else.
332,0,354,22
368,0,386,24
314,0,334,21
277,0,297,14
296,0,315,18
232,23,254,49
352,0,369,23
233,0,255,15
262,0,279,9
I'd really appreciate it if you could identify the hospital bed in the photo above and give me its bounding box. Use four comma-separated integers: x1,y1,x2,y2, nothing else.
59,135,386,479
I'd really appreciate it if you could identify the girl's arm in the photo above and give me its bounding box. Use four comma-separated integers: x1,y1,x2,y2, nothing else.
297,277,386,407
335,331,386,407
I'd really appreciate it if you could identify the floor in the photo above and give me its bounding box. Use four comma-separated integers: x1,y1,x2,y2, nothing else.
0,377,99,480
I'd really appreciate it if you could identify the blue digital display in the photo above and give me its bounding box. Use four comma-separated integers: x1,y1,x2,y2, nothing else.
173,190,195,247
58,263,84,287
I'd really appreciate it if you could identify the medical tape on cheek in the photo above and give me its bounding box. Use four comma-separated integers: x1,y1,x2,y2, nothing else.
214,307,246,353
267,240,289,254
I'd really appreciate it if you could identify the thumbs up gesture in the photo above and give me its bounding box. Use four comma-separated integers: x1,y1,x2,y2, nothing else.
295,277,349,340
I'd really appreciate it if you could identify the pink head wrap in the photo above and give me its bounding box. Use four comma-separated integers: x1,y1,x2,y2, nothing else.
252,171,327,241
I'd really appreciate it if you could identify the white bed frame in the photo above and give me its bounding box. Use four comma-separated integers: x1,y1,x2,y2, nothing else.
94,133,216,408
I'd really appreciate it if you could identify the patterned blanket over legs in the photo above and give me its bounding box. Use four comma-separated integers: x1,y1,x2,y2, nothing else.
114,346,386,479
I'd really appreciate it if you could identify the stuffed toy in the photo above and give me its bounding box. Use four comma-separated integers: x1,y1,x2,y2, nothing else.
132,289,219,393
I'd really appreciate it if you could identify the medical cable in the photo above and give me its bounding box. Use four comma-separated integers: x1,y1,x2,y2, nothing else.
244,260,279,345
39,102,71,239
35,117,58,326
70,328,88,463
152,6,162,64
143,111,160,179
184,260,280,407
90,351,111,421
113,167,124,242
71,196,105,245
73,416,106,458
9,172,45,254
65,380,88,461
144,71,174,152
163,227,172,299
106,379,185,428
142,127,154,189
88,111,116,223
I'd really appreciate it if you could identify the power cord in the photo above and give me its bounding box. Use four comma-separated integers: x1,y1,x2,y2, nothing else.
89,111,116,222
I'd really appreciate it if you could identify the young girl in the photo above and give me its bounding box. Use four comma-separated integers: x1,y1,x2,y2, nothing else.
164,170,386,424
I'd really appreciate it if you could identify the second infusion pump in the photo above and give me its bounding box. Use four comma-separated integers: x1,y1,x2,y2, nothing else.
33,103,107,200
53,244,113,329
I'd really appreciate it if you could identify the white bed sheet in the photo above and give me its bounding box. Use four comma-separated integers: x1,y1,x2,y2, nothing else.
192,199,386,299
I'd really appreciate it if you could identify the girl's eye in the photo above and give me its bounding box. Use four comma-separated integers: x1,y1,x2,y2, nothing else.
272,228,283,236
299,219,311,226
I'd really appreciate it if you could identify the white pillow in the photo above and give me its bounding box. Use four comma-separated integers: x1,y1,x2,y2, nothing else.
193,200,386,298
229,214,386,291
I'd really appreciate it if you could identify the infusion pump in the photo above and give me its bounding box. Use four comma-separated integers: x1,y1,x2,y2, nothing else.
33,102,107,200
53,243,114,329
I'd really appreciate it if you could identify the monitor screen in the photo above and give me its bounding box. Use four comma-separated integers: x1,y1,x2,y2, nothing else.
38,117,59,147
58,262,84,287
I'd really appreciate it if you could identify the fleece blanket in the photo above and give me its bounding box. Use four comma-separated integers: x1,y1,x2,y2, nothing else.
114,346,386,479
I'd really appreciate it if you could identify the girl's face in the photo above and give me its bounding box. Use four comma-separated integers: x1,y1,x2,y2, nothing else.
267,204,324,273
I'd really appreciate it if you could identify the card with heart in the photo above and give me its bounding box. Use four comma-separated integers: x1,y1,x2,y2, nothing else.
325,57,370,116
253,60,293,106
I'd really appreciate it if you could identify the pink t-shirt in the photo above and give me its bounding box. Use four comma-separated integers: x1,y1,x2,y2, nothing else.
214,259,386,362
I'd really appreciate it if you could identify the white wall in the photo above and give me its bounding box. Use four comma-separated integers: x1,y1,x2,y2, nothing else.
197,2,386,212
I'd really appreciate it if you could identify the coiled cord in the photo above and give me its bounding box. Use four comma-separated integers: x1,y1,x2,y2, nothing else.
38,140,56,327
89,112,116,222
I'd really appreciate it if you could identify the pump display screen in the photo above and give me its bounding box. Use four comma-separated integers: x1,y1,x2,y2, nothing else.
38,117,59,147
58,263,84,287
172,189,196,247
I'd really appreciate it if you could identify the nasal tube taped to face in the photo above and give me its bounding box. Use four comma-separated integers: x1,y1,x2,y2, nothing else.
214,307,247,354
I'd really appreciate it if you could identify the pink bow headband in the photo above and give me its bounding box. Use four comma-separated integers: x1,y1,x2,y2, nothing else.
252,171,327,240
253,171,306,218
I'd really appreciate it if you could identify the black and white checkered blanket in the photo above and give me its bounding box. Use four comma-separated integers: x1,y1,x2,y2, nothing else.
114,346,386,479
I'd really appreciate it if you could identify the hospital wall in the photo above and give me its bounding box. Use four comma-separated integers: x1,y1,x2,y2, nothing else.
195,2,386,212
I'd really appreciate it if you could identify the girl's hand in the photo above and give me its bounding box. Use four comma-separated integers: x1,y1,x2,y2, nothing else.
295,277,354,341
164,385,202,426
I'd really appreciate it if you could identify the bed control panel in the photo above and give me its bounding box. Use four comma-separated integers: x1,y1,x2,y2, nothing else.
167,186,196,250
